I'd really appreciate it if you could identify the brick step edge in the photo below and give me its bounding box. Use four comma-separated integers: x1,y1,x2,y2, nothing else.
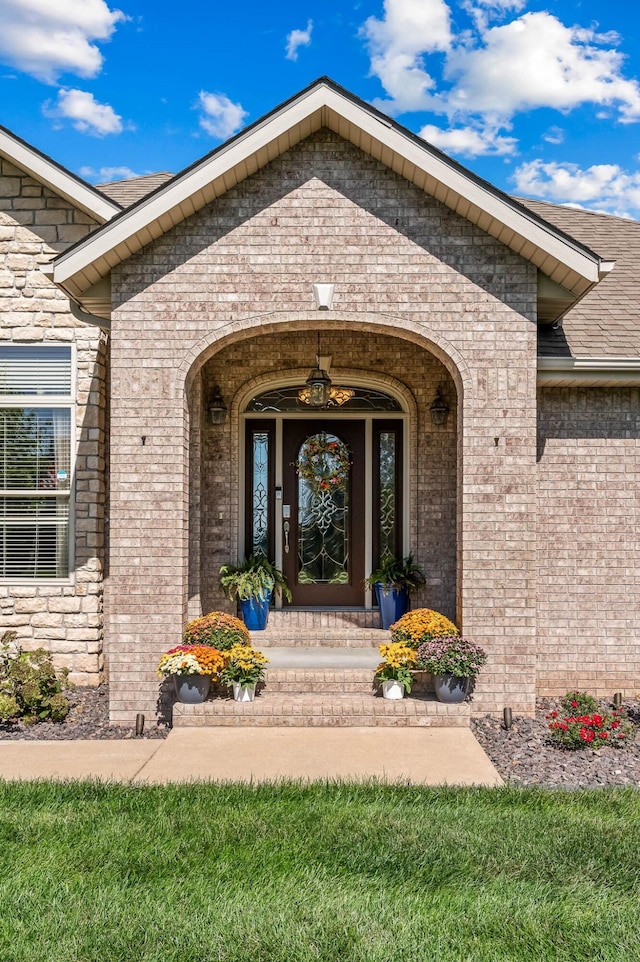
265,614,382,629
173,694,470,727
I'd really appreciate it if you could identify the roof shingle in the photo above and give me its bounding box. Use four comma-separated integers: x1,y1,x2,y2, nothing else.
517,197,640,358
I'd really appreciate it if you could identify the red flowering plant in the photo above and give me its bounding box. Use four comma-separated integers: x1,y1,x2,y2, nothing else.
546,690,635,750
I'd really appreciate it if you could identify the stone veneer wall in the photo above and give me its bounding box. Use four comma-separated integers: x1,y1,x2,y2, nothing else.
108,129,538,721
537,386,640,696
196,330,458,618
0,157,107,684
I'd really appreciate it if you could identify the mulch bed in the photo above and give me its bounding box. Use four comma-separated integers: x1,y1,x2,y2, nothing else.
2,686,639,789
0,684,168,741
472,698,640,788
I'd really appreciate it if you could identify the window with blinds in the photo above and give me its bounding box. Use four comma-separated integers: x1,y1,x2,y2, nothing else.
0,347,73,579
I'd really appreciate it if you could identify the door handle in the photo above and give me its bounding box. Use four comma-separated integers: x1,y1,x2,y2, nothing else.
283,520,290,553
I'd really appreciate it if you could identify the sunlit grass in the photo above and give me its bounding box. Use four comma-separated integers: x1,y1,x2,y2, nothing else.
0,781,638,961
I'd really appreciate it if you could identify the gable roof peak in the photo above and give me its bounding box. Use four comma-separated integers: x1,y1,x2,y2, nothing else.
51,77,608,316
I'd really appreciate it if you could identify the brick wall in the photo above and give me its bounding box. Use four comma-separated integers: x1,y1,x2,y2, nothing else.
0,158,106,684
537,386,640,696
108,129,538,721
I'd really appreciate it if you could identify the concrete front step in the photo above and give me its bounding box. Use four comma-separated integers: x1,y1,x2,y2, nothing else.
264,647,380,669
173,692,469,728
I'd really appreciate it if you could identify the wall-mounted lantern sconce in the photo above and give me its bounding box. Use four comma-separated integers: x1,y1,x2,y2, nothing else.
429,386,450,426
312,283,335,311
208,385,227,425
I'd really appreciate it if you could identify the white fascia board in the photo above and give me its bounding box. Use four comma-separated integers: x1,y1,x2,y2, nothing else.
53,82,602,287
0,128,119,223
537,356,640,384
538,357,640,371
53,88,327,284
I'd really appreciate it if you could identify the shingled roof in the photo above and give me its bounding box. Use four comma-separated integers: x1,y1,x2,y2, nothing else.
97,172,173,206
517,198,640,358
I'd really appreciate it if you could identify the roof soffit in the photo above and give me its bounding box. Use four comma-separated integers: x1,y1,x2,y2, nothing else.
51,79,605,303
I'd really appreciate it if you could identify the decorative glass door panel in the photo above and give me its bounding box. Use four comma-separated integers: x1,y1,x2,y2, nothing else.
372,420,403,568
297,433,350,586
283,420,365,606
244,419,275,559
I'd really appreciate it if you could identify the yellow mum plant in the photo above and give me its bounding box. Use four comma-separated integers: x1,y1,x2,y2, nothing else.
220,644,269,688
390,608,458,650
375,641,417,692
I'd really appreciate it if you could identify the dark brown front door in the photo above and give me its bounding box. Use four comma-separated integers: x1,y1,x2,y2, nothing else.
282,419,365,606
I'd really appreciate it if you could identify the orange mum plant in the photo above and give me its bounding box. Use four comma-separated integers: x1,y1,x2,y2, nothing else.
390,608,458,650
183,611,250,651
157,645,226,678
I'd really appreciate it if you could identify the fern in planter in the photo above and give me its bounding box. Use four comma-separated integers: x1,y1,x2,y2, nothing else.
364,554,426,592
364,555,426,630
219,555,292,603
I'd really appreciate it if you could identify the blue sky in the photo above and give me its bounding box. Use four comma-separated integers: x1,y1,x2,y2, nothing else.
2,0,640,216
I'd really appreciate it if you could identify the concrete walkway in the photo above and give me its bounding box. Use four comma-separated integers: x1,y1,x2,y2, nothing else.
0,727,502,786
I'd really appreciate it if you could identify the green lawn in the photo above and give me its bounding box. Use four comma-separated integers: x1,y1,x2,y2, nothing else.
1,781,639,962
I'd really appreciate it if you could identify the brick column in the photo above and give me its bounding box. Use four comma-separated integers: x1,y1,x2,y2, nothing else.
105,355,188,723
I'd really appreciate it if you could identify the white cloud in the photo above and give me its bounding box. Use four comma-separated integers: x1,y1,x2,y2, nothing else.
78,167,152,184
542,126,564,145
97,165,138,180
442,13,640,123
461,0,526,33
79,165,141,182
513,159,640,216
196,91,248,140
286,20,313,61
361,0,452,114
43,88,123,136
0,0,126,84
361,3,640,157
420,121,517,156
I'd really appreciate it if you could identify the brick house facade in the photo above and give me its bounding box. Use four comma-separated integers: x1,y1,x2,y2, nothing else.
1,80,638,723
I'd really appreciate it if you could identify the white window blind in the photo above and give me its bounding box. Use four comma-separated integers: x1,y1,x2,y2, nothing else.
1,346,72,579
0,346,72,395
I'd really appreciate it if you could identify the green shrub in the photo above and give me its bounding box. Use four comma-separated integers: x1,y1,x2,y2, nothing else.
560,690,599,715
0,634,70,725
0,693,19,722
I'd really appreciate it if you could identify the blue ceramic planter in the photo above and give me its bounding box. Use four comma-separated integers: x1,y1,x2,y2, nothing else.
239,592,272,630
374,584,410,630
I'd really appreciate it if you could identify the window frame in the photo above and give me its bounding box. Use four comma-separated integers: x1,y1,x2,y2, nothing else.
0,343,76,583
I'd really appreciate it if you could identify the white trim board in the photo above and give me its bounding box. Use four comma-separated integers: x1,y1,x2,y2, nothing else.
51,79,607,311
537,356,640,386
0,125,120,223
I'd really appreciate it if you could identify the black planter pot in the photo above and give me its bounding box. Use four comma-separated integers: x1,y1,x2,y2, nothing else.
433,673,469,704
